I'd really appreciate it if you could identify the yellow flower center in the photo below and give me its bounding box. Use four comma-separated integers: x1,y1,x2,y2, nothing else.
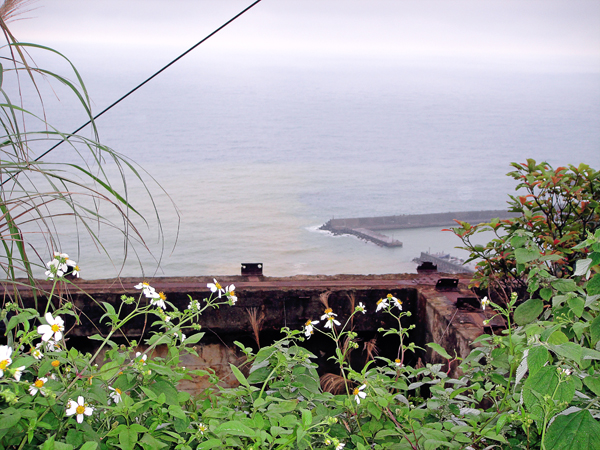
0,359,8,370
397,300,403,305
159,292,167,301
229,290,235,296
34,379,45,388
395,358,401,364
324,308,332,314
377,299,384,305
114,388,122,395
74,265,80,271
51,324,61,333
353,387,359,395
327,317,334,322
76,405,86,415
387,294,393,299
143,282,150,287
215,282,222,290
305,320,312,326
51,360,60,367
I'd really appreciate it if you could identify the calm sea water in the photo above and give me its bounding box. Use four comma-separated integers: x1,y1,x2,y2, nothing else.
12,48,600,279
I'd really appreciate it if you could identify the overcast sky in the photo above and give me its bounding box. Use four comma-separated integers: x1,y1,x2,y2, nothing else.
7,0,600,69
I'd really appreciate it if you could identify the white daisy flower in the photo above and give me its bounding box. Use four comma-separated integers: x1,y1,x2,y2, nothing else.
70,264,81,278
481,296,490,310
150,291,167,310
353,384,367,404
65,396,93,423
29,377,48,396
324,316,341,329
320,308,337,321
376,297,389,312
355,302,366,314
336,443,345,450
0,345,13,377
13,365,25,381
180,333,186,342
45,253,78,279
134,282,158,299
304,319,319,338
38,313,65,342
135,352,148,364
386,294,402,310
225,284,237,305
31,346,43,360
108,386,122,404
198,423,207,435
394,358,402,367
207,279,224,298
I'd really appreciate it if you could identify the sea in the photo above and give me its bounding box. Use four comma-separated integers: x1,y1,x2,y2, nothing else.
8,45,600,279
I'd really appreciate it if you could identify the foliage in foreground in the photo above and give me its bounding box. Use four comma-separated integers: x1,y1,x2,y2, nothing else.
1,229,600,449
449,159,599,299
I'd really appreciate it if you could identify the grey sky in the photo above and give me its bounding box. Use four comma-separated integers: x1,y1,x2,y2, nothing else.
8,0,600,67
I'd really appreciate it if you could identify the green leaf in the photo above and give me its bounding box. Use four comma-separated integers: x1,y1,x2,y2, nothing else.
54,443,75,450
301,409,312,428
515,247,540,264
247,366,273,384
367,401,382,420
149,380,178,406
583,375,600,397
591,315,600,347
139,433,167,450
541,288,553,301
548,330,569,345
0,410,21,429
575,258,593,278
167,405,187,420
119,427,138,450
195,439,223,450
229,363,250,388
6,309,37,332
545,409,600,450
181,332,204,345
548,342,582,366
267,399,298,414
427,343,452,360
528,346,549,376
514,298,544,325
568,297,585,317
552,279,580,293
79,443,98,450
523,366,575,423
587,274,600,296
214,421,255,438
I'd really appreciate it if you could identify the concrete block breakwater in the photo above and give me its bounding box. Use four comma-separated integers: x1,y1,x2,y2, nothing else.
320,210,519,247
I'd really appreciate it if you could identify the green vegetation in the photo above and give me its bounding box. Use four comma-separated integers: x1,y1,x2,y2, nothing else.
1,6,600,450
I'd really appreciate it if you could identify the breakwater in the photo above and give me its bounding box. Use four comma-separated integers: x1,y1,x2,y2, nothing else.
415,252,475,274
320,210,519,246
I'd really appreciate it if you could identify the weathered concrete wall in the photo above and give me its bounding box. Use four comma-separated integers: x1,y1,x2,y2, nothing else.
3,273,493,393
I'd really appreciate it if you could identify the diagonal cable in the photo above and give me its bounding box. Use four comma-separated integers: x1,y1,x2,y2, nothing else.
2,0,264,184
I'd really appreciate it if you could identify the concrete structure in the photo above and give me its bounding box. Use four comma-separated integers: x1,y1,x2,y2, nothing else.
3,272,499,393
320,210,519,247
